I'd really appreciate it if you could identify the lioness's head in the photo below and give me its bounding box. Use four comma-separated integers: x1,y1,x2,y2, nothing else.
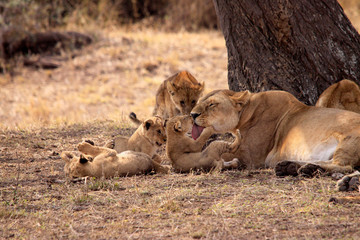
61,152,91,178
141,116,167,147
190,90,251,138
167,71,205,114
166,115,193,136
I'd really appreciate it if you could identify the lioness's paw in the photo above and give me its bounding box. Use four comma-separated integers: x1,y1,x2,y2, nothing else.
337,175,360,191
298,163,325,178
275,161,300,177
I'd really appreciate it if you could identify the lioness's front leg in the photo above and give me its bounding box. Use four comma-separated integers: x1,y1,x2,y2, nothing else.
78,142,117,158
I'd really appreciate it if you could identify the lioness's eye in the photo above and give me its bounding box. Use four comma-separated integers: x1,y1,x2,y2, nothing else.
157,130,161,134
180,100,185,106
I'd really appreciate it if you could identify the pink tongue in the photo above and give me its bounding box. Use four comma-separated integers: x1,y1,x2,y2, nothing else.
191,124,204,140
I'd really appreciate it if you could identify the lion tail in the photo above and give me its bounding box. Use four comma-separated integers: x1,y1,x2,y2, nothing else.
129,112,142,126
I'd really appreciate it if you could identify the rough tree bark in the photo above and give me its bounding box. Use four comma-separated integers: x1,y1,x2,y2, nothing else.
212,0,360,104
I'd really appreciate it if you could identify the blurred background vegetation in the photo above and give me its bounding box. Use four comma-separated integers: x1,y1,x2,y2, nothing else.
0,0,218,32
1,0,359,32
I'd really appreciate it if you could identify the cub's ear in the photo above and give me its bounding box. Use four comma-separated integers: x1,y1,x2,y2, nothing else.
144,119,154,130
79,154,88,164
166,81,177,96
174,120,182,132
230,90,251,110
61,152,74,163
198,81,205,93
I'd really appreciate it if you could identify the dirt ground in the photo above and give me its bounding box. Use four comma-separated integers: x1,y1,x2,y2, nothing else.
1,27,360,239
1,121,360,239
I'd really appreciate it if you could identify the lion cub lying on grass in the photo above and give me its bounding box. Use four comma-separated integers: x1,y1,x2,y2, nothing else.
166,115,241,172
61,141,170,178
105,116,166,163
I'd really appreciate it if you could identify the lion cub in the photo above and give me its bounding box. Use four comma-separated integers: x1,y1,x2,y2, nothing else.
166,115,241,172
316,79,360,114
105,116,166,163
153,71,205,119
61,141,170,178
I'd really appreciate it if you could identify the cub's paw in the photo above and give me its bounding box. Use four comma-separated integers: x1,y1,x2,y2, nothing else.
84,139,95,145
77,141,93,153
298,163,325,177
275,161,301,177
337,175,360,191
105,139,115,149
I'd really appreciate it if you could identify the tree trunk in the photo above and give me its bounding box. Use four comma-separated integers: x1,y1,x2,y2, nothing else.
212,0,360,105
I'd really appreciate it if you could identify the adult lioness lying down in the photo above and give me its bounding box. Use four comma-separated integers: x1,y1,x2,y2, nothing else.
190,89,360,176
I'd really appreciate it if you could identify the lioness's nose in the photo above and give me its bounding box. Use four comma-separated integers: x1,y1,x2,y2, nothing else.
191,113,200,120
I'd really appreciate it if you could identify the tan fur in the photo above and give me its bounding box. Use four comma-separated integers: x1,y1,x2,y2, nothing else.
105,116,166,163
61,142,170,178
316,79,360,114
190,89,360,175
329,195,360,204
166,115,241,172
153,71,204,119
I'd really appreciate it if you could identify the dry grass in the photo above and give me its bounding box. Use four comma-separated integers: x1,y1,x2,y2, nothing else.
1,121,360,239
0,29,227,130
1,1,360,239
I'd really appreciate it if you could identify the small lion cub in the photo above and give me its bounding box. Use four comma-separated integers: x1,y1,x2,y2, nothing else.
153,71,205,119
105,116,166,163
166,115,241,172
61,142,170,178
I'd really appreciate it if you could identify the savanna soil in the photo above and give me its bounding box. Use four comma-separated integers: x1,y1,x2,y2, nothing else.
1,29,360,239
1,121,360,239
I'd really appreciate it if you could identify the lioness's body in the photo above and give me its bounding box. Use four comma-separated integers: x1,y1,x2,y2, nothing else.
105,116,166,162
316,79,360,113
166,115,240,172
153,71,204,119
61,142,169,178
191,90,360,175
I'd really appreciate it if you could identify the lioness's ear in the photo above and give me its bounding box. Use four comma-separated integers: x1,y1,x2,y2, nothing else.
230,90,251,110
144,119,153,130
174,120,182,132
61,152,73,163
167,81,177,96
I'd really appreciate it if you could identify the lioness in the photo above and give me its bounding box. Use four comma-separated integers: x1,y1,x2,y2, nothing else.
153,71,205,119
61,141,170,178
190,89,360,176
166,115,241,172
316,79,360,114
105,116,166,163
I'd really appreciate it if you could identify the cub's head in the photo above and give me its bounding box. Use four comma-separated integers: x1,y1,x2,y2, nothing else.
166,115,193,136
61,152,91,178
190,90,251,137
167,71,204,114
141,116,167,147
